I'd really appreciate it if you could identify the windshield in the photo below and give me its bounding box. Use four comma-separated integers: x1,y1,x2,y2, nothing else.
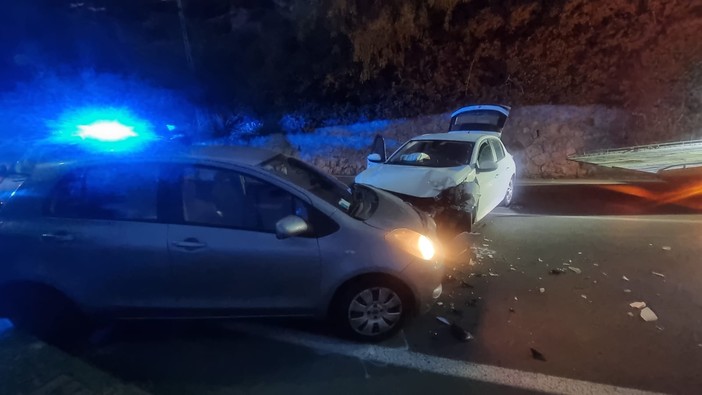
261,155,376,219
387,140,474,168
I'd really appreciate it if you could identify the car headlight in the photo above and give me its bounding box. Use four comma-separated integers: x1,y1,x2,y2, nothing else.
385,228,436,261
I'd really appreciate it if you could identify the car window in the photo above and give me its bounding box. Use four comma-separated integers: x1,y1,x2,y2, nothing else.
489,139,506,161
387,140,474,168
477,141,496,164
46,164,160,221
181,166,308,233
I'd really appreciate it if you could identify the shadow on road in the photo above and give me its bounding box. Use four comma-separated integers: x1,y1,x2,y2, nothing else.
512,183,702,216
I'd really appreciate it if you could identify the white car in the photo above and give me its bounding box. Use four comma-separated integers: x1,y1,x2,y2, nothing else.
355,105,516,238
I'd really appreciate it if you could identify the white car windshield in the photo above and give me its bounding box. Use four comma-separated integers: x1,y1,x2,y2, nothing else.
387,140,474,168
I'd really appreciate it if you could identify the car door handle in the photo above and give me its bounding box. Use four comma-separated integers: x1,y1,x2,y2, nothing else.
41,232,74,243
172,239,207,251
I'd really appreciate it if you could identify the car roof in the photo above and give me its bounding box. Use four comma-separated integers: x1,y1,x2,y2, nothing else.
21,143,279,171
411,132,494,143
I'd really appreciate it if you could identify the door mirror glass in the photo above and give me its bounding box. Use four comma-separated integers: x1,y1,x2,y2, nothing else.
367,153,382,163
275,215,309,239
477,160,498,172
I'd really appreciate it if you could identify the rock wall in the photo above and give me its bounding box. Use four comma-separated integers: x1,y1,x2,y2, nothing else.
285,105,634,178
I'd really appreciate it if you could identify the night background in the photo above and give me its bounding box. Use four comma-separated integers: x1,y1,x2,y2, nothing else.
1,0,700,148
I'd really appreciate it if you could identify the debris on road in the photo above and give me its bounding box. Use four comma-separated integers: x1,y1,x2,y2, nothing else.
437,302,444,306
630,301,647,309
450,323,473,342
622,275,630,281
581,294,588,299
538,258,543,262
488,254,494,259
488,272,499,277
578,252,582,255
562,262,570,266
469,258,476,266
640,307,658,322
510,267,517,271
593,263,599,267
652,271,666,278
539,287,545,293
460,280,473,289
568,267,582,274
661,246,672,251
514,296,518,301
530,348,546,361
627,312,635,317
436,316,451,326
549,268,566,275
624,289,632,293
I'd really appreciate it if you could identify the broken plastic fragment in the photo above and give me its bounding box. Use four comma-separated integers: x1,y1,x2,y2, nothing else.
437,302,444,306
661,246,672,251
436,316,451,326
568,267,582,274
549,268,565,275
627,312,634,317
539,288,545,293
581,294,587,299
624,289,631,293
578,252,582,255
488,272,499,277
538,258,543,262
622,275,629,281
450,323,473,342
651,271,665,278
629,301,646,309
514,296,518,301
640,307,658,322
530,348,546,361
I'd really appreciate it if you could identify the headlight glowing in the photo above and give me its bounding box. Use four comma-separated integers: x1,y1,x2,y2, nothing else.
385,228,437,261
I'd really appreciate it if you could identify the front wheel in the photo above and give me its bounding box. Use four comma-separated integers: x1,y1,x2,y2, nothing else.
332,278,410,342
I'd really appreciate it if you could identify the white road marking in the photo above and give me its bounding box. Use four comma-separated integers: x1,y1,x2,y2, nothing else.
228,323,662,395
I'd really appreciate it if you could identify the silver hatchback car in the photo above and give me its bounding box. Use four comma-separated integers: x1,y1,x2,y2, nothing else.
0,145,443,342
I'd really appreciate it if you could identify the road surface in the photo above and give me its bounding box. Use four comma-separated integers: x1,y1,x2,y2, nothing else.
0,182,700,395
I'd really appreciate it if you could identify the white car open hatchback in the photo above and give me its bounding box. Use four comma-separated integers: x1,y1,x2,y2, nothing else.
355,104,516,238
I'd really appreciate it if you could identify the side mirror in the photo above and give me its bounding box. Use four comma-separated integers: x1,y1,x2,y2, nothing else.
476,160,498,172
275,215,309,239
367,153,382,163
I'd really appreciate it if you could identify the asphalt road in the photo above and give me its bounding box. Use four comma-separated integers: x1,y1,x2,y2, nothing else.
1,182,701,395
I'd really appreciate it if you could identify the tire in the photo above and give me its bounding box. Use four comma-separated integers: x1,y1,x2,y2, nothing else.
501,176,515,207
331,277,411,342
4,285,91,344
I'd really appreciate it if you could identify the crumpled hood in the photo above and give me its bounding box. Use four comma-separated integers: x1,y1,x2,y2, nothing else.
355,164,476,198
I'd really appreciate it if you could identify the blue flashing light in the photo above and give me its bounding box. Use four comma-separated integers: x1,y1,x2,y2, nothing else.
49,107,158,153
77,121,138,142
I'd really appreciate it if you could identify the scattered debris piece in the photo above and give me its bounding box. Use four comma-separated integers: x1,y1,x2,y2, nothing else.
649,243,653,246
466,298,479,307
482,243,490,247
578,252,582,255
568,259,572,263
468,232,481,236
539,288,545,293
460,281,473,289
652,271,665,278
437,302,444,306
510,267,517,271
640,307,658,322
581,294,588,299
593,263,599,267
622,275,630,281
562,262,570,266
568,267,582,274
450,323,473,342
630,301,647,309
530,348,546,361
431,331,439,337
470,272,485,278
436,316,451,326
488,272,499,277
487,254,494,259
624,289,632,293
602,272,608,276
656,326,664,331
538,258,543,262
661,246,672,251
514,296,518,301
627,312,634,317
592,280,597,284
469,259,476,266
549,268,565,275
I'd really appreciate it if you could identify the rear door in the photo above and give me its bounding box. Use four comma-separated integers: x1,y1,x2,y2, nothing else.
489,138,512,199
166,164,322,315
35,163,172,311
